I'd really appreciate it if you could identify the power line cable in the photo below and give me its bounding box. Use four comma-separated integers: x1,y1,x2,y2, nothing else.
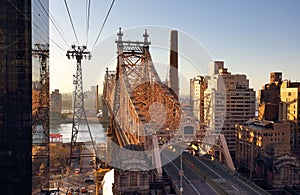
91,0,116,50
37,0,70,48
7,0,66,52
63,0,79,44
86,0,91,47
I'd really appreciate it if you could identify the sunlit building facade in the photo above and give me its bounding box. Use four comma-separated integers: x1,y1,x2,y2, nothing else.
190,75,207,122
236,119,300,187
258,72,300,150
204,61,256,159
280,80,300,149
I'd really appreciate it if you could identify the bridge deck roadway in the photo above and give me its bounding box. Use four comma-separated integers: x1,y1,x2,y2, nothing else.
162,148,270,195
162,149,217,195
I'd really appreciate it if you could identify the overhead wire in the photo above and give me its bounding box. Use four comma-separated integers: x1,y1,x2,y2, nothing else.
63,0,79,45
8,0,117,53
91,0,116,50
85,0,91,47
37,0,70,48
7,0,66,52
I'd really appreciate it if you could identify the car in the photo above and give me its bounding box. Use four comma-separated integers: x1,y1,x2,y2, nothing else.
81,187,87,193
84,177,94,184
74,187,80,192
68,187,74,193
75,168,80,174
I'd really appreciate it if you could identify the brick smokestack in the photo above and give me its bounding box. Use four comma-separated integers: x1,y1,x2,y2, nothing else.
169,30,179,98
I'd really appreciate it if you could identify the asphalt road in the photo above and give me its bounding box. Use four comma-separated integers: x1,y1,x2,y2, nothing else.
162,148,270,195
162,149,217,195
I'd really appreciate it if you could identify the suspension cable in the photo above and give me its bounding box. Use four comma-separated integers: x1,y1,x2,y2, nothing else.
91,0,116,50
7,0,66,52
37,0,70,48
86,0,91,47
63,0,79,44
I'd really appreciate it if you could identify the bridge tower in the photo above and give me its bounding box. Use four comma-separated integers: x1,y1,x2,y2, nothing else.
109,28,181,147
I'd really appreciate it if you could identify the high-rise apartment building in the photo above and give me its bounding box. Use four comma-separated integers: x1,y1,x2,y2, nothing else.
190,75,207,122
50,89,62,114
0,0,49,193
204,61,256,158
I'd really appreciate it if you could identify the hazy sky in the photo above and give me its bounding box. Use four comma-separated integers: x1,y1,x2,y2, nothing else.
49,0,300,94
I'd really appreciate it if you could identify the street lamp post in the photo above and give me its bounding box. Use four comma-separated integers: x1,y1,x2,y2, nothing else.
179,150,188,193
180,152,183,192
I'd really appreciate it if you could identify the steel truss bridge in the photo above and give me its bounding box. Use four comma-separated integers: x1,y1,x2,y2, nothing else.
101,28,235,189
103,28,180,147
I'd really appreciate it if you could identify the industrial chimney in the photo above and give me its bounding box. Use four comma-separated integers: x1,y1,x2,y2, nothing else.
169,30,179,98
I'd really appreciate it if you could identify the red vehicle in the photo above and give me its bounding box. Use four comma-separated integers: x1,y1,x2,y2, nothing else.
75,168,80,174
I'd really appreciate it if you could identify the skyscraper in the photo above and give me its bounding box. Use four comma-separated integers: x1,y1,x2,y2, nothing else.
204,61,256,158
190,75,207,123
0,0,49,193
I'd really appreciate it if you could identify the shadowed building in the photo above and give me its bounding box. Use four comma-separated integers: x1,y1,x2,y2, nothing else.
0,0,49,193
113,145,152,194
50,89,62,114
50,89,62,120
258,72,282,121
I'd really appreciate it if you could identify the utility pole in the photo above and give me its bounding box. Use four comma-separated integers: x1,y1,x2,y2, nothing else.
66,45,97,168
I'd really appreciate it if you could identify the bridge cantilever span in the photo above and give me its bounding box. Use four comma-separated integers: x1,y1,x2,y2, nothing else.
102,28,181,180
103,28,181,148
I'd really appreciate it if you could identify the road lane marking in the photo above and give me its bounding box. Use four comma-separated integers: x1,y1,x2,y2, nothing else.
163,153,201,195
193,157,224,180
232,185,239,191
195,156,263,194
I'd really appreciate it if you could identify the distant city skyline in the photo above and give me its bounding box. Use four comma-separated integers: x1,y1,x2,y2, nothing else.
49,0,300,94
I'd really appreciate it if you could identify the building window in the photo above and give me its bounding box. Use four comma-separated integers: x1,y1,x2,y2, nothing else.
130,172,138,186
120,176,127,187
